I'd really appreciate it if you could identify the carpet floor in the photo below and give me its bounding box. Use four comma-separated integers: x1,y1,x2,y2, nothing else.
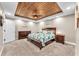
1,39,75,56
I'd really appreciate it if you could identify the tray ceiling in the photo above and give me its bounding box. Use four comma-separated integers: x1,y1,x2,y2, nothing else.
15,2,62,20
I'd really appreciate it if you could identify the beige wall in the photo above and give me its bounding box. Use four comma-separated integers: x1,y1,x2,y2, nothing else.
15,20,38,32
44,14,75,43
16,14,75,43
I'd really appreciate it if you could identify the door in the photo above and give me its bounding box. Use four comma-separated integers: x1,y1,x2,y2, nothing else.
76,28,79,55
3,19,15,43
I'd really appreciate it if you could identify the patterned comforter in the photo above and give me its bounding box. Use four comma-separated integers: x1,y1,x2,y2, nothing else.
28,31,55,46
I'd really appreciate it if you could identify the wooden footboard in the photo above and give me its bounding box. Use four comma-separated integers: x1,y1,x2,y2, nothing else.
27,38,55,49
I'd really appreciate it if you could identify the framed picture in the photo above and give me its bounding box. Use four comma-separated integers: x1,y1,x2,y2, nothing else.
0,15,3,26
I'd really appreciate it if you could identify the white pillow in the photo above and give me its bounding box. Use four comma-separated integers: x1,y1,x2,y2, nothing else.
47,30,55,34
42,30,47,34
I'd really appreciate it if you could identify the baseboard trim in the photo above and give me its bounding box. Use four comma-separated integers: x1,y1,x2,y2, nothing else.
65,41,76,46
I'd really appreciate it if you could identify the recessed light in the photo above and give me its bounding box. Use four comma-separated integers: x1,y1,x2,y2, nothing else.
6,12,11,15
0,10,2,15
55,17,63,23
55,16,59,18
16,20,24,24
28,22,34,25
66,7,71,10
39,22,45,25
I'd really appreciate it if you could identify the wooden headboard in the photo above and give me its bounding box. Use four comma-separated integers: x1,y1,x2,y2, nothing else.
42,27,56,34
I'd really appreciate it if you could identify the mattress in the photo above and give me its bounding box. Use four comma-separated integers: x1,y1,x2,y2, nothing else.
28,31,55,46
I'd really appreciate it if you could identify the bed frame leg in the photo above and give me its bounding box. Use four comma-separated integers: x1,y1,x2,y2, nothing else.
40,46,43,50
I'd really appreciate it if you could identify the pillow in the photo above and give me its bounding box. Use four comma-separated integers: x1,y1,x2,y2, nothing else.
47,31,55,34
42,30,47,34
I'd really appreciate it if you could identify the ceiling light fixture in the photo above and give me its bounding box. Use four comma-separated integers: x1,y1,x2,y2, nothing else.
28,22,34,25
39,21,45,25
32,8,40,19
33,15,38,19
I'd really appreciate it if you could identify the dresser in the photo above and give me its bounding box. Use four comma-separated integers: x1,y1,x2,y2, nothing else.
56,34,64,44
18,31,31,39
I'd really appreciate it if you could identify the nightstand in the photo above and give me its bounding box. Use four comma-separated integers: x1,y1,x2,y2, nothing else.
56,34,64,44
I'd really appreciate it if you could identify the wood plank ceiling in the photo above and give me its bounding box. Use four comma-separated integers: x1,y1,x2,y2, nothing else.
15,2,62,20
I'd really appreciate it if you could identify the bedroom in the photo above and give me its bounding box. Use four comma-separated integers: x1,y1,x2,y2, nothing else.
0,2,76,56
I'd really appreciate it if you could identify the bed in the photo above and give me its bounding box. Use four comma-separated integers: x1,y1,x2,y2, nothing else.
27,28,56,49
